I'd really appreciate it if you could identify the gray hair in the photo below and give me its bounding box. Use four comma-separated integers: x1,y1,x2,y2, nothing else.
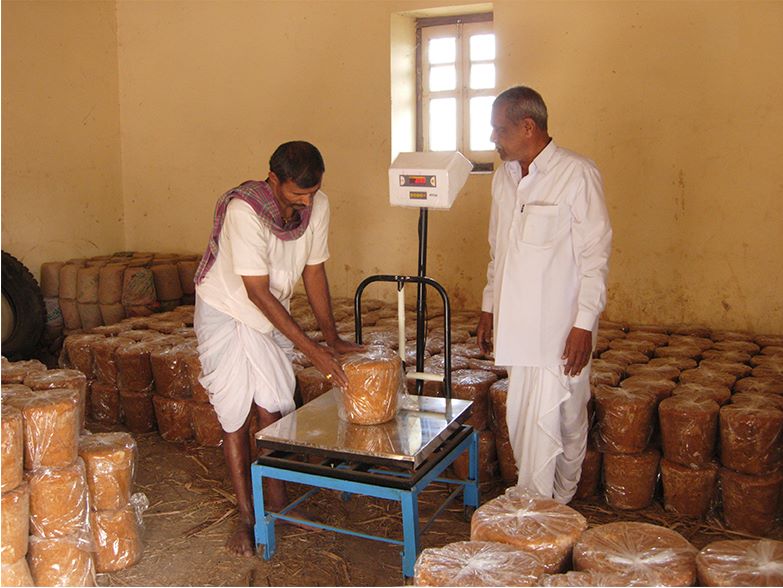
494,86,548,132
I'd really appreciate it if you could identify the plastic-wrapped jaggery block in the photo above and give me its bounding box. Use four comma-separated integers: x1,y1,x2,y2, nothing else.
1,405,24,492
711,340,760,355
719,404,783,474
78,432,136,511
619,376,677,403
0,359,47,384
150,344,192,399
119,389,157,433
573,442,602,500
719,467,782,536
730,391,783,411
152,395,193,442
296,367,332,405
89,381,121,424
590,360,623,386
465,357,508,379
608,337,657,356
0,558,34,586
659,395,719,466
90,506,143,573
699,359,752,378
339,348,402,425
115,341,162,392
182,348,210,403
593,385,656,453
625,362,680,381
1,482,29,564
10,388,80,469
24,369,88,430
62,333,106,378
696,539,783,586
539,570,656,586
600,349,649,367
91,336,134,385
734,376,783,395
451,369,497,431
488,379,518,484
413,540,546,586
653,345,702,361
451,429,497,480
647,355,698,371
660,458,718,518
27,458,89,538
573,521,698,586
191,402,223,447
470,486,587,573
27,534,96,587
669,334,712,349
680,367,737,388
671,383,731,406
701,348,752,364
409,354,471,396
602,448,660,510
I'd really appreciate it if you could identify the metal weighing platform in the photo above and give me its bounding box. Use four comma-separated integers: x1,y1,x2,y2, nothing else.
251,392,479,578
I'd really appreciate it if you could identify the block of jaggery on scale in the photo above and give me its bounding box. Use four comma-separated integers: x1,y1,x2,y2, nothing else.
572,521,698,586
719,467,782,536
602,448,660,510
593,385,657,454
413,540,547,586
658,394,720,466
470,487,587,573
660,458,718,518
719,404,783,474
339,347,402,425
696,539,783,587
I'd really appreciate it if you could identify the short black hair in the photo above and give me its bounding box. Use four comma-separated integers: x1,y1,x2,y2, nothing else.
269,141,325,188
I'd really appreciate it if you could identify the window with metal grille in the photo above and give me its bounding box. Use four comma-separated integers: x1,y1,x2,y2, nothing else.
417,14,495,170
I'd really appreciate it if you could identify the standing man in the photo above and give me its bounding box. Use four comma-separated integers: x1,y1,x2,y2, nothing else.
194,141,360,556
477,87,612,503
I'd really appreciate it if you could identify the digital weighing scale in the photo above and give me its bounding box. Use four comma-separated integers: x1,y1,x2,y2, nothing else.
252,151,477,578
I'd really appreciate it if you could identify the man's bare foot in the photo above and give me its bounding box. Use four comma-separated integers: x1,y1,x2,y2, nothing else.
226,520,255,557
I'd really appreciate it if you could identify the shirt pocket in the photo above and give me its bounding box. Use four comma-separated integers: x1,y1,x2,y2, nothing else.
518,203,561,247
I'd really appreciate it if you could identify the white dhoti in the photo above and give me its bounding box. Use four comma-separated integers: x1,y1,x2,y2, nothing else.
506,364,590,503
194,295,296,433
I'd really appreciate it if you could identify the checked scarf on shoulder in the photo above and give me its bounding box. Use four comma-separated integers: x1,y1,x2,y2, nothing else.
194,180,312,285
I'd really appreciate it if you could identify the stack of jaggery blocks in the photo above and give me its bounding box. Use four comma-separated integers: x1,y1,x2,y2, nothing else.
587,320,783,536
1,359,144,586
40,251,201,339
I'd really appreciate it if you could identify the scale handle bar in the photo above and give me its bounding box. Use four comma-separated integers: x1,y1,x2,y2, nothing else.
354,274,452,400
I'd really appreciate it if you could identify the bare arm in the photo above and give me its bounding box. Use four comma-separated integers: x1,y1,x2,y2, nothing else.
301,263,361,354
476,311,493,356
241,274,349,387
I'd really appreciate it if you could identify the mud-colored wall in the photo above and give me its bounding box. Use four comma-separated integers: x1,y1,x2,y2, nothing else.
3,1,781,333
1,1,123,275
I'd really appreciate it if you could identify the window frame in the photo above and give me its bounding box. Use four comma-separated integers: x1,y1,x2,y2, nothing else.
416,13,495,171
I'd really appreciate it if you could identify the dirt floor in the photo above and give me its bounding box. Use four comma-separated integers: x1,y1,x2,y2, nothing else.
91,421,782,588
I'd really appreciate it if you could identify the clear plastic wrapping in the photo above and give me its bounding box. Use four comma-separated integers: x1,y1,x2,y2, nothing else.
24,369,88,430
572,521,698,586
608,337,657,356
711,339,760,355
118,389,157,433
488,379,518,484
653,345,701,361
647,355,698,371
78,432,137,511
337,347,403,425
671,383,731,406
658,395,719,466
696,539,783,586
414,540,546,586
593,385,656,453
27,458,90,538
182,347,209,403
699,359,752,378
62,333,106,378
680,367,738,388
602,448,660,510
1,405,24,492
719,404,783,474
619,376,677,403
701,348,752,363
89,381,121,424
719,467,782,536
296,367,332,405
625,363,680,381
1,359,47,384
669,334,713,349
660,458,718,518
7,388,80,469
27,534,96,587
90,499,145,572
625,330,670,346
115,341,162,392
734,376,783,395
538,570,653,586
573,442,602,500
731,391,783,411
600,349,649,367
150,344,192,399
466,357,508,379
451,369,497,431
91,336,134,385
470,487,588,573
1,482,29,564
152,395,194,441
409,354,471,397
0,558,34,587
190,402,224,447
451,429,496,480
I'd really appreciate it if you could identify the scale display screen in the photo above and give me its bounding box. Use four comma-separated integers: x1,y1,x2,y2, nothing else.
399,174,436,188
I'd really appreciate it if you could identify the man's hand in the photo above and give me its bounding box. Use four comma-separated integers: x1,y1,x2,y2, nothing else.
562,327,593,377
327,336,363,356
308,344,350,389
476,311,494,356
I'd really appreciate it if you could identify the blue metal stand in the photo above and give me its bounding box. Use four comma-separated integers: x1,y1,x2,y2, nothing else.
251,426,479,578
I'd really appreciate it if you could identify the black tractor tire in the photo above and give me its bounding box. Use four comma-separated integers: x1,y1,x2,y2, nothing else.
2,251,46,360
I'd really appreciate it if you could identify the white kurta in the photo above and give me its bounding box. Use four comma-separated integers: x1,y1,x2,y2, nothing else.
481,140,612,502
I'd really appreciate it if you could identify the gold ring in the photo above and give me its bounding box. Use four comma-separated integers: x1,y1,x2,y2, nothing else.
325,373,333,380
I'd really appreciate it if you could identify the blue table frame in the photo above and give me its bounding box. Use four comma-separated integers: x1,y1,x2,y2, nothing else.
251,425,479,578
